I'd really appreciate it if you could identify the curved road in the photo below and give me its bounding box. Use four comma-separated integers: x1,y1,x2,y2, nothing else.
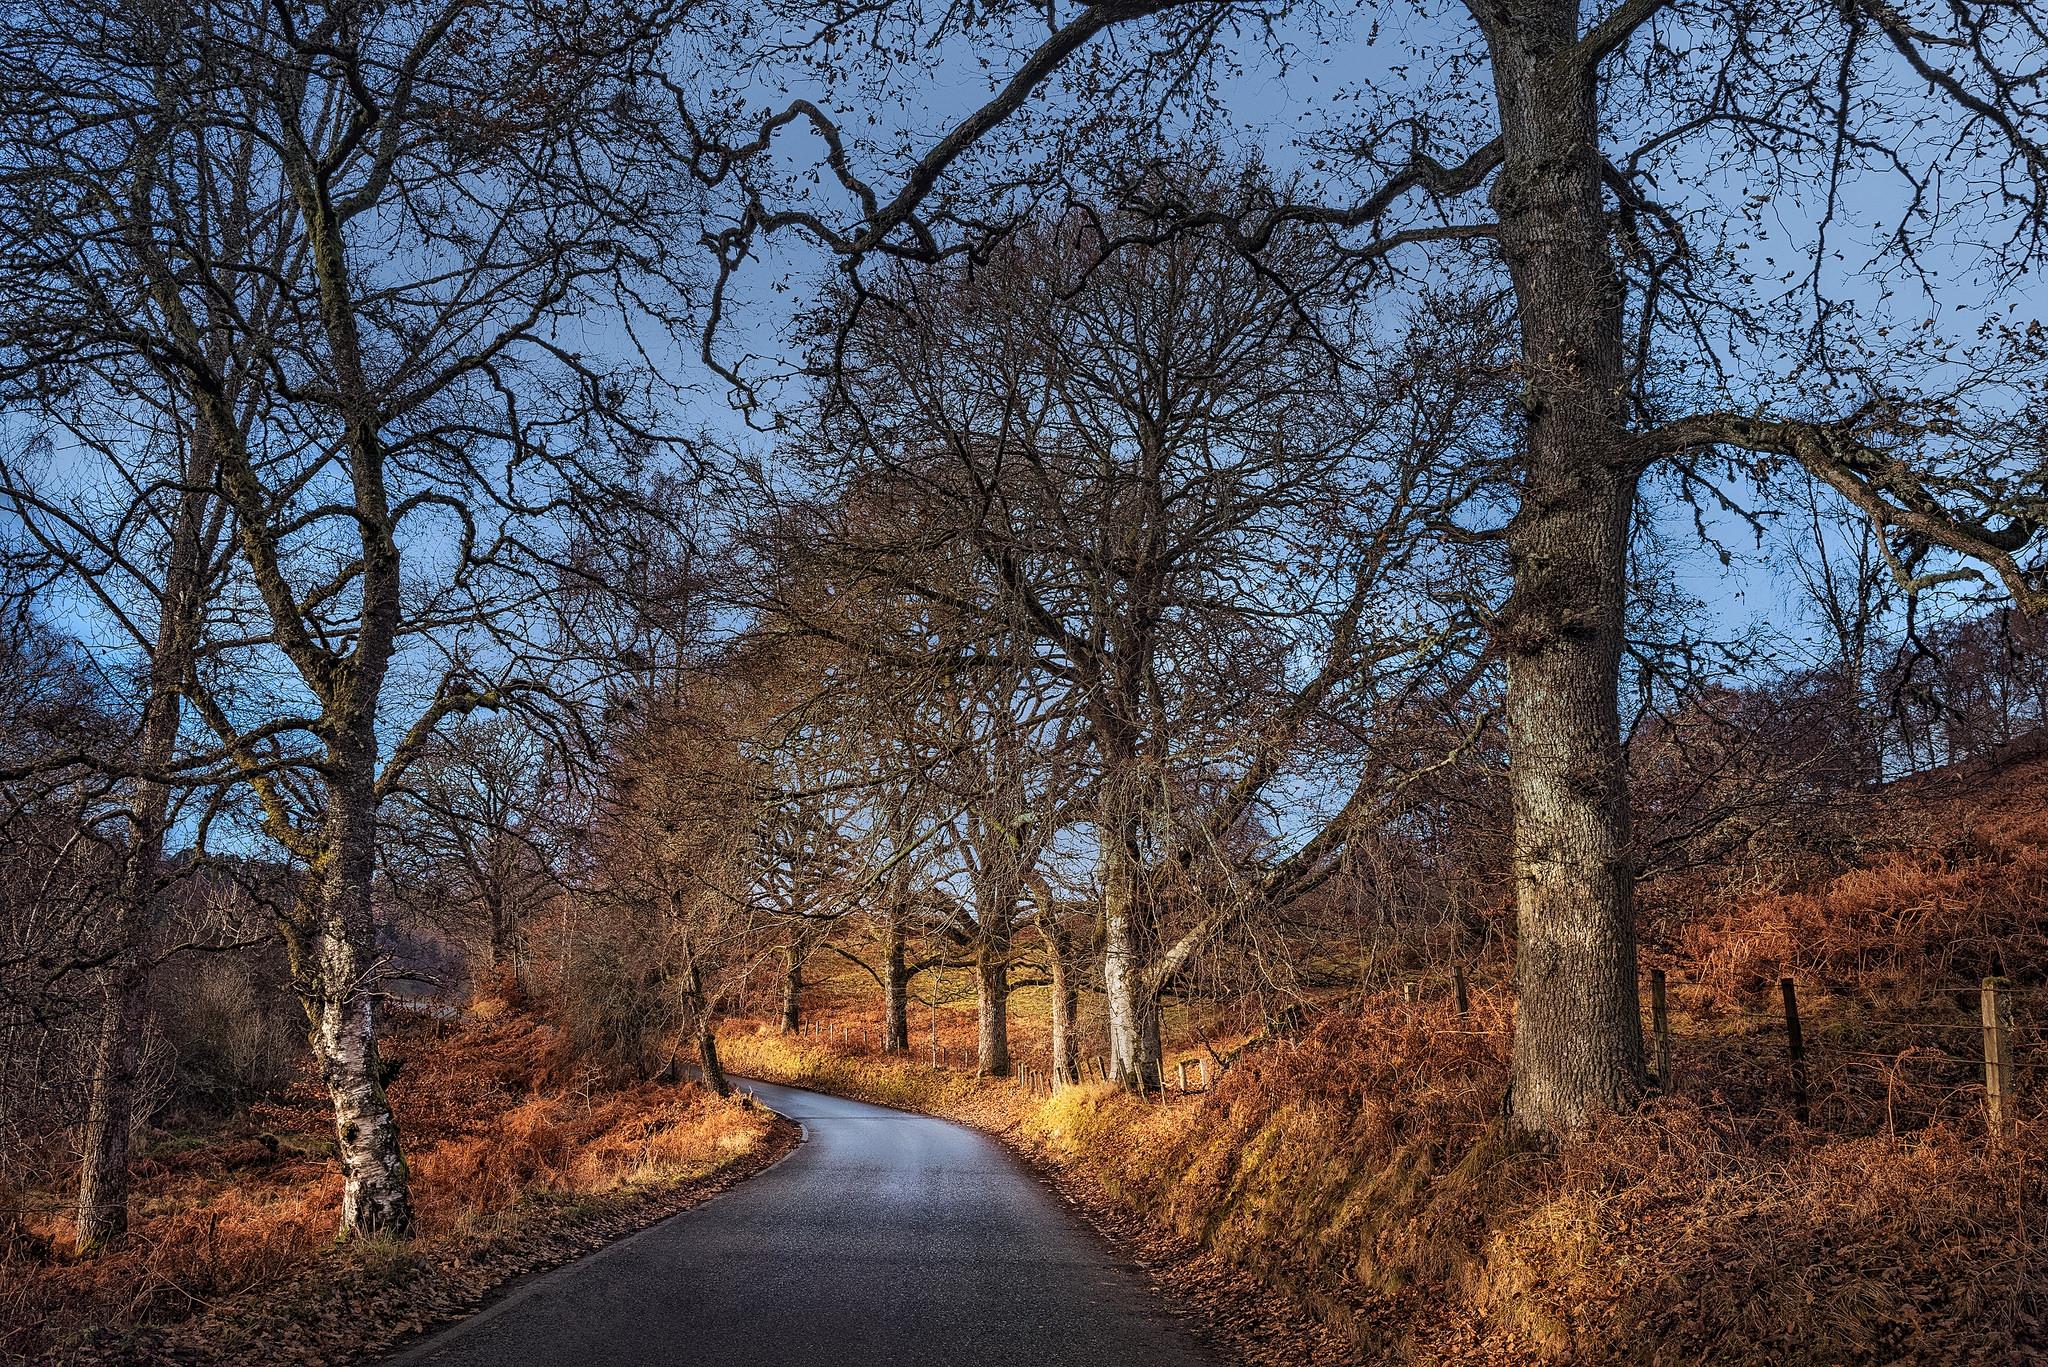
388,1079,1217,1367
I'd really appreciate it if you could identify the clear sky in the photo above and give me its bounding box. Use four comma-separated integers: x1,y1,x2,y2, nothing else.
9,0,2040,815
685,1,2039,673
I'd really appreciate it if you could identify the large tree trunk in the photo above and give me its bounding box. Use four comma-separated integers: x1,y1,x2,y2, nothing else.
1100,831,1162,1092
779,942,803,1034
969,871,1016,1075
974,950,1011,1076
1488,0,1645,1138
75,426,215,1253
1035,893,1081,1087
1049,963,1079,1087
73,955,148,1253
297,766,414,1240
681,943,730,1098
881,912,909,1052
695,1021,729,1098
487,894,514,973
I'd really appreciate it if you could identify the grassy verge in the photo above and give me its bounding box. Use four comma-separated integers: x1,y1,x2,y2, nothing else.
720,984,2043,1365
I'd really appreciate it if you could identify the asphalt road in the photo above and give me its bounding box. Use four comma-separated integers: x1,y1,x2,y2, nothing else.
387,1078,1217,1367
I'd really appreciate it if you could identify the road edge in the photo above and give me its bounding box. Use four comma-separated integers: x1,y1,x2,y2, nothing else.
376,1102,806,1365
724,1072,1344,1367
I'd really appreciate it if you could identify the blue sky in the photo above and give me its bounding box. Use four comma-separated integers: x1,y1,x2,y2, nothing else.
9,0,2041,842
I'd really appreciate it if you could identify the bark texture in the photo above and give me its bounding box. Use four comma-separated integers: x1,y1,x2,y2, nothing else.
682,943,729,1097
1487,0,1646,1136
780,944,803,1034
73,958,149,1252
1099,792,1163,1092
696,1023,729,1098
1040,918,1081,1086
487,894,515,973
974,950,1010,1076
294,766,414,1240
881,913,910,1052
74,422,216,1252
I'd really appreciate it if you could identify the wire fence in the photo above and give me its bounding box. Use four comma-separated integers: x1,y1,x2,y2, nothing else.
792,971,2036,1137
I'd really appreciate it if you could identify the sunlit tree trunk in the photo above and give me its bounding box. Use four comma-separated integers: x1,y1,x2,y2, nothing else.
1488,0,1645,1137
1035,888,1081,1087
974,948,1010,1075
1099,789,1161,1092
292,759,414,1240
1049,968,1079,1086
780,941,803,1034
881,908,909,1051
696,1020,729,1098
968,861,1018,1074
680,938,729,1097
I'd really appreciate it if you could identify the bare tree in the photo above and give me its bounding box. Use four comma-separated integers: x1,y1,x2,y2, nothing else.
743,665,955,1051
1029,874,1094,1086
0,604,127,1177
0,410,233,1248
382,715,565,978
789,178,1493,1089
0,0,686,1235
1785,486,1900,785
921,645,1081,1076
673,0,2048,1136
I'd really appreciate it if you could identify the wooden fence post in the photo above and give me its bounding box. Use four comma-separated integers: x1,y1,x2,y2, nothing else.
1780,977,1807,1124
1650,967,1672,1095
1453,965,1470,1016
1983,976,2015,1143
1402,981,1418,1006
1197,1056,1209,1089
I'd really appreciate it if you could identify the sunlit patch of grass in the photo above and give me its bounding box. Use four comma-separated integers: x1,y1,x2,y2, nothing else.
717,1030,984,1113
